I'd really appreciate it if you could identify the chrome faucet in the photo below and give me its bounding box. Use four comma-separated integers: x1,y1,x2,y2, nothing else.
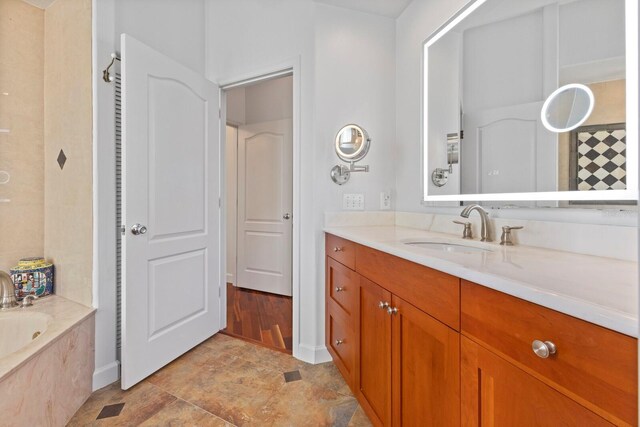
460,204,492,242
0,271,18,309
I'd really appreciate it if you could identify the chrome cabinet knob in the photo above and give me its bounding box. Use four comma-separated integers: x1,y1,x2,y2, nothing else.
283,213,291,220
378,301,390,309
387,306,399,315
131,224,147,235
335,339,344,346
335,286,345,292
532,340,557,358
333,247,343,252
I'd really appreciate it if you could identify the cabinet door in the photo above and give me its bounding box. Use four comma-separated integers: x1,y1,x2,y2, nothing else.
461,336,613,427
391,296,460,427
357,277,392,426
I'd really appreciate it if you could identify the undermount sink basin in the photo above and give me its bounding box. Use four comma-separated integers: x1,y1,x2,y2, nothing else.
404,240,493,254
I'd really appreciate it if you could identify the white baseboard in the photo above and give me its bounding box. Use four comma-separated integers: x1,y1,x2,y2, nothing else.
296,344,331,364
93,361,120,391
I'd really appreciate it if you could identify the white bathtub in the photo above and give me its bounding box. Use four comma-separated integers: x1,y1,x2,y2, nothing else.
0,311,51,359
0,295,95,426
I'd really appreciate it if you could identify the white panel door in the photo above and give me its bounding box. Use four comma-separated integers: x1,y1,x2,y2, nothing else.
237,119,292,296
121,34,221,389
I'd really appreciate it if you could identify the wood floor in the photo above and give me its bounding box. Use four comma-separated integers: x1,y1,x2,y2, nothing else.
222,283,293,353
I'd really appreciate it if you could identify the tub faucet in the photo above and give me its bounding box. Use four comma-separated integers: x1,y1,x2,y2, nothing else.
0,270,18,309
460,204,492,242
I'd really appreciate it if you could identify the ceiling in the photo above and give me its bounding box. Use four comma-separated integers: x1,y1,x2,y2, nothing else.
21,0,56,9
22,0,412,17
313,0,413,18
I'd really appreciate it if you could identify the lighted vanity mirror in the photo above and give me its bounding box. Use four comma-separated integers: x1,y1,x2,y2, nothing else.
330,124,371,185
423,0,638,203
335,124,370,162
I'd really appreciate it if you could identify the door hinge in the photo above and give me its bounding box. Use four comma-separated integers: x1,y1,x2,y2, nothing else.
120,225,126,235
218,198,222,208
218,109,221,119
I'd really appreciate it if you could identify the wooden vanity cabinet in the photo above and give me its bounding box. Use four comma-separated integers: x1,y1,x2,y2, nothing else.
326,234,461,427
461,281,638,427
325,233,637,427
355,277,461,427
357,277,392,426
391,295,460,426
326,256,358,388
461,336,613,426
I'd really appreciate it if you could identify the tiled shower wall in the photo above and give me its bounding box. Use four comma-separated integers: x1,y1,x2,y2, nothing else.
44,0,93,307
0,0,45,272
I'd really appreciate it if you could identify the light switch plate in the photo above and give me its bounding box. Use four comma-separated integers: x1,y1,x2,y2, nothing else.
343,193,365,210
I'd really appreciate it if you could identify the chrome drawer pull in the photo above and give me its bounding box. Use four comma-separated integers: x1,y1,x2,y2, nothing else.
335,339,344,346
335,286,345,292
387,306,399,315
532,340,557,358
378,301,390,309
333,247,344,252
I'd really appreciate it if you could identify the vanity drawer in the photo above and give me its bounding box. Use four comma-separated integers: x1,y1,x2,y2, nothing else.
326,257,357,317
461,281,638,426
356,244,460,330
326,300,355,387
326,234,356,269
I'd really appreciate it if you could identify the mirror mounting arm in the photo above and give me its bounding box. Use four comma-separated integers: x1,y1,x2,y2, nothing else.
344,162,369,173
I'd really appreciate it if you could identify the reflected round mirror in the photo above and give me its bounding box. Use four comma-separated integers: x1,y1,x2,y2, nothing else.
335,124,370,162
541,84,595,133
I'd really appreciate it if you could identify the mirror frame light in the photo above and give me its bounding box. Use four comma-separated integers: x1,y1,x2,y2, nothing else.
422,0,638,202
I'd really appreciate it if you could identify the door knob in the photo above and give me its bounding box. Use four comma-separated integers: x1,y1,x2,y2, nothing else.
387,306,399,315
283,213,291,220
378,301,390,309
131,224,147,235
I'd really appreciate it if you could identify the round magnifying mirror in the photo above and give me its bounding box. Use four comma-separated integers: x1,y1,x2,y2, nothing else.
335,124,370,162
541,83,595,133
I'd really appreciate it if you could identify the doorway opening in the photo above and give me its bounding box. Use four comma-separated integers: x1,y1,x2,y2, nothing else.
221,74,294,354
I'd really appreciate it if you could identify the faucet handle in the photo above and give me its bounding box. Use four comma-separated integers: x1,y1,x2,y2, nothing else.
500,225,523,246
21,295,38,308
453,220,473,239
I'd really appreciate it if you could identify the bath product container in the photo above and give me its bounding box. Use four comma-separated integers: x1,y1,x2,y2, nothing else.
10,258,54,300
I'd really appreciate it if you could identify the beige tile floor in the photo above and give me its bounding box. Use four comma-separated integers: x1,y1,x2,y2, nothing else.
69,334,373,426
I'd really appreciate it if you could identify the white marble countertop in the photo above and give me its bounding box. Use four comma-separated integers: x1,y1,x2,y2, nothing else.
0,295,95,380
324,225,638,337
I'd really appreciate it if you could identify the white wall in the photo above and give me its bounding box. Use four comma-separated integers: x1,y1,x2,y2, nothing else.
207,0,396,362
93,0,208,390
245,76,293,124
395,0,468,211
114,0,206,74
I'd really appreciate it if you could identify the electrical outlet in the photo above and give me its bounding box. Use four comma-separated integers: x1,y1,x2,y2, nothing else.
343,193,365,210
380,191,391,210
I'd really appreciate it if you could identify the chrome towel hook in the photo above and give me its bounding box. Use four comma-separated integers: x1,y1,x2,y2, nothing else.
103,52,121,83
